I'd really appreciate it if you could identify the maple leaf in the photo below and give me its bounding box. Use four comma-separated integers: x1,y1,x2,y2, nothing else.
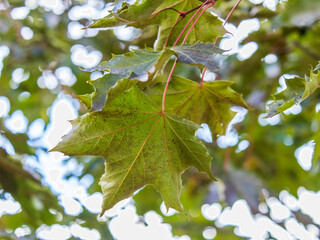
135,0,225,50
89,0,165,28
88,74,127,111
51,86,214,215
171,42,225,71
145,76,248,139
89,0,224,50
84,49,164,75
83,49,173,111
266,68,320,118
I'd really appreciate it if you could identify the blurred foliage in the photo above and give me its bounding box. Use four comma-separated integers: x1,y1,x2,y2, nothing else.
0,0,320,239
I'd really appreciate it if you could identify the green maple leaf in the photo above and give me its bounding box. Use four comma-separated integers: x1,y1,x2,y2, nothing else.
266,67,320,118
89,0,224,50
88,74,127,111
145,76,248,139
84,49,165,75
89,0,165,28
83,49,173,111
136,0,224,50
51,86,214,214
172,42,225,71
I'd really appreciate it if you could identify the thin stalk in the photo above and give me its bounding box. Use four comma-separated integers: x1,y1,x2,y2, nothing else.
214,0,241,46
162,0,216,112
164,16,184,49
164,1,214,48
224,0,242,25
182,1,216,45
161,58,178,111
173,0,211,47
149,0,185,19
200,68,207,87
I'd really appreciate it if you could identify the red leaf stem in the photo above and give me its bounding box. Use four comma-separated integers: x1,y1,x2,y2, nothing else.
162,0,217,112
200,68,207,87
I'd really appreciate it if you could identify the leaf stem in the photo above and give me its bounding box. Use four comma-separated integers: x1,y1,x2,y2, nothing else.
162,58,178,112
173,0,212,47
181,1,216,45
164,16,184,49
162,0,217,112
224,0,242,26
149,0,185,19
164,0,215,49
214,0,241,46
200,68,207,87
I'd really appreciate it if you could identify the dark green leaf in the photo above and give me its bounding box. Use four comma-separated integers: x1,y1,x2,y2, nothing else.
52,86,214,215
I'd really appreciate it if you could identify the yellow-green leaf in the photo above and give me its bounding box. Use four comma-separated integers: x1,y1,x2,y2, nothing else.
145,76,248,139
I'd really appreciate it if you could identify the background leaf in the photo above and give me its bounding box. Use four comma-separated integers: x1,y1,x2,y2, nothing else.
266,66,320,118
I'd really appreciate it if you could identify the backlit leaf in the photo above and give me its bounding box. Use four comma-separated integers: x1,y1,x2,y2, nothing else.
52,86,214,215
266,67,320,118
89,0,165,28
135,0,224,50
146,76,248,139
89,0,224,50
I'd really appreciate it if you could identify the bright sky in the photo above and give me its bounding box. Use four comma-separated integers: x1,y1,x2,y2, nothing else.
1,0,320,239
